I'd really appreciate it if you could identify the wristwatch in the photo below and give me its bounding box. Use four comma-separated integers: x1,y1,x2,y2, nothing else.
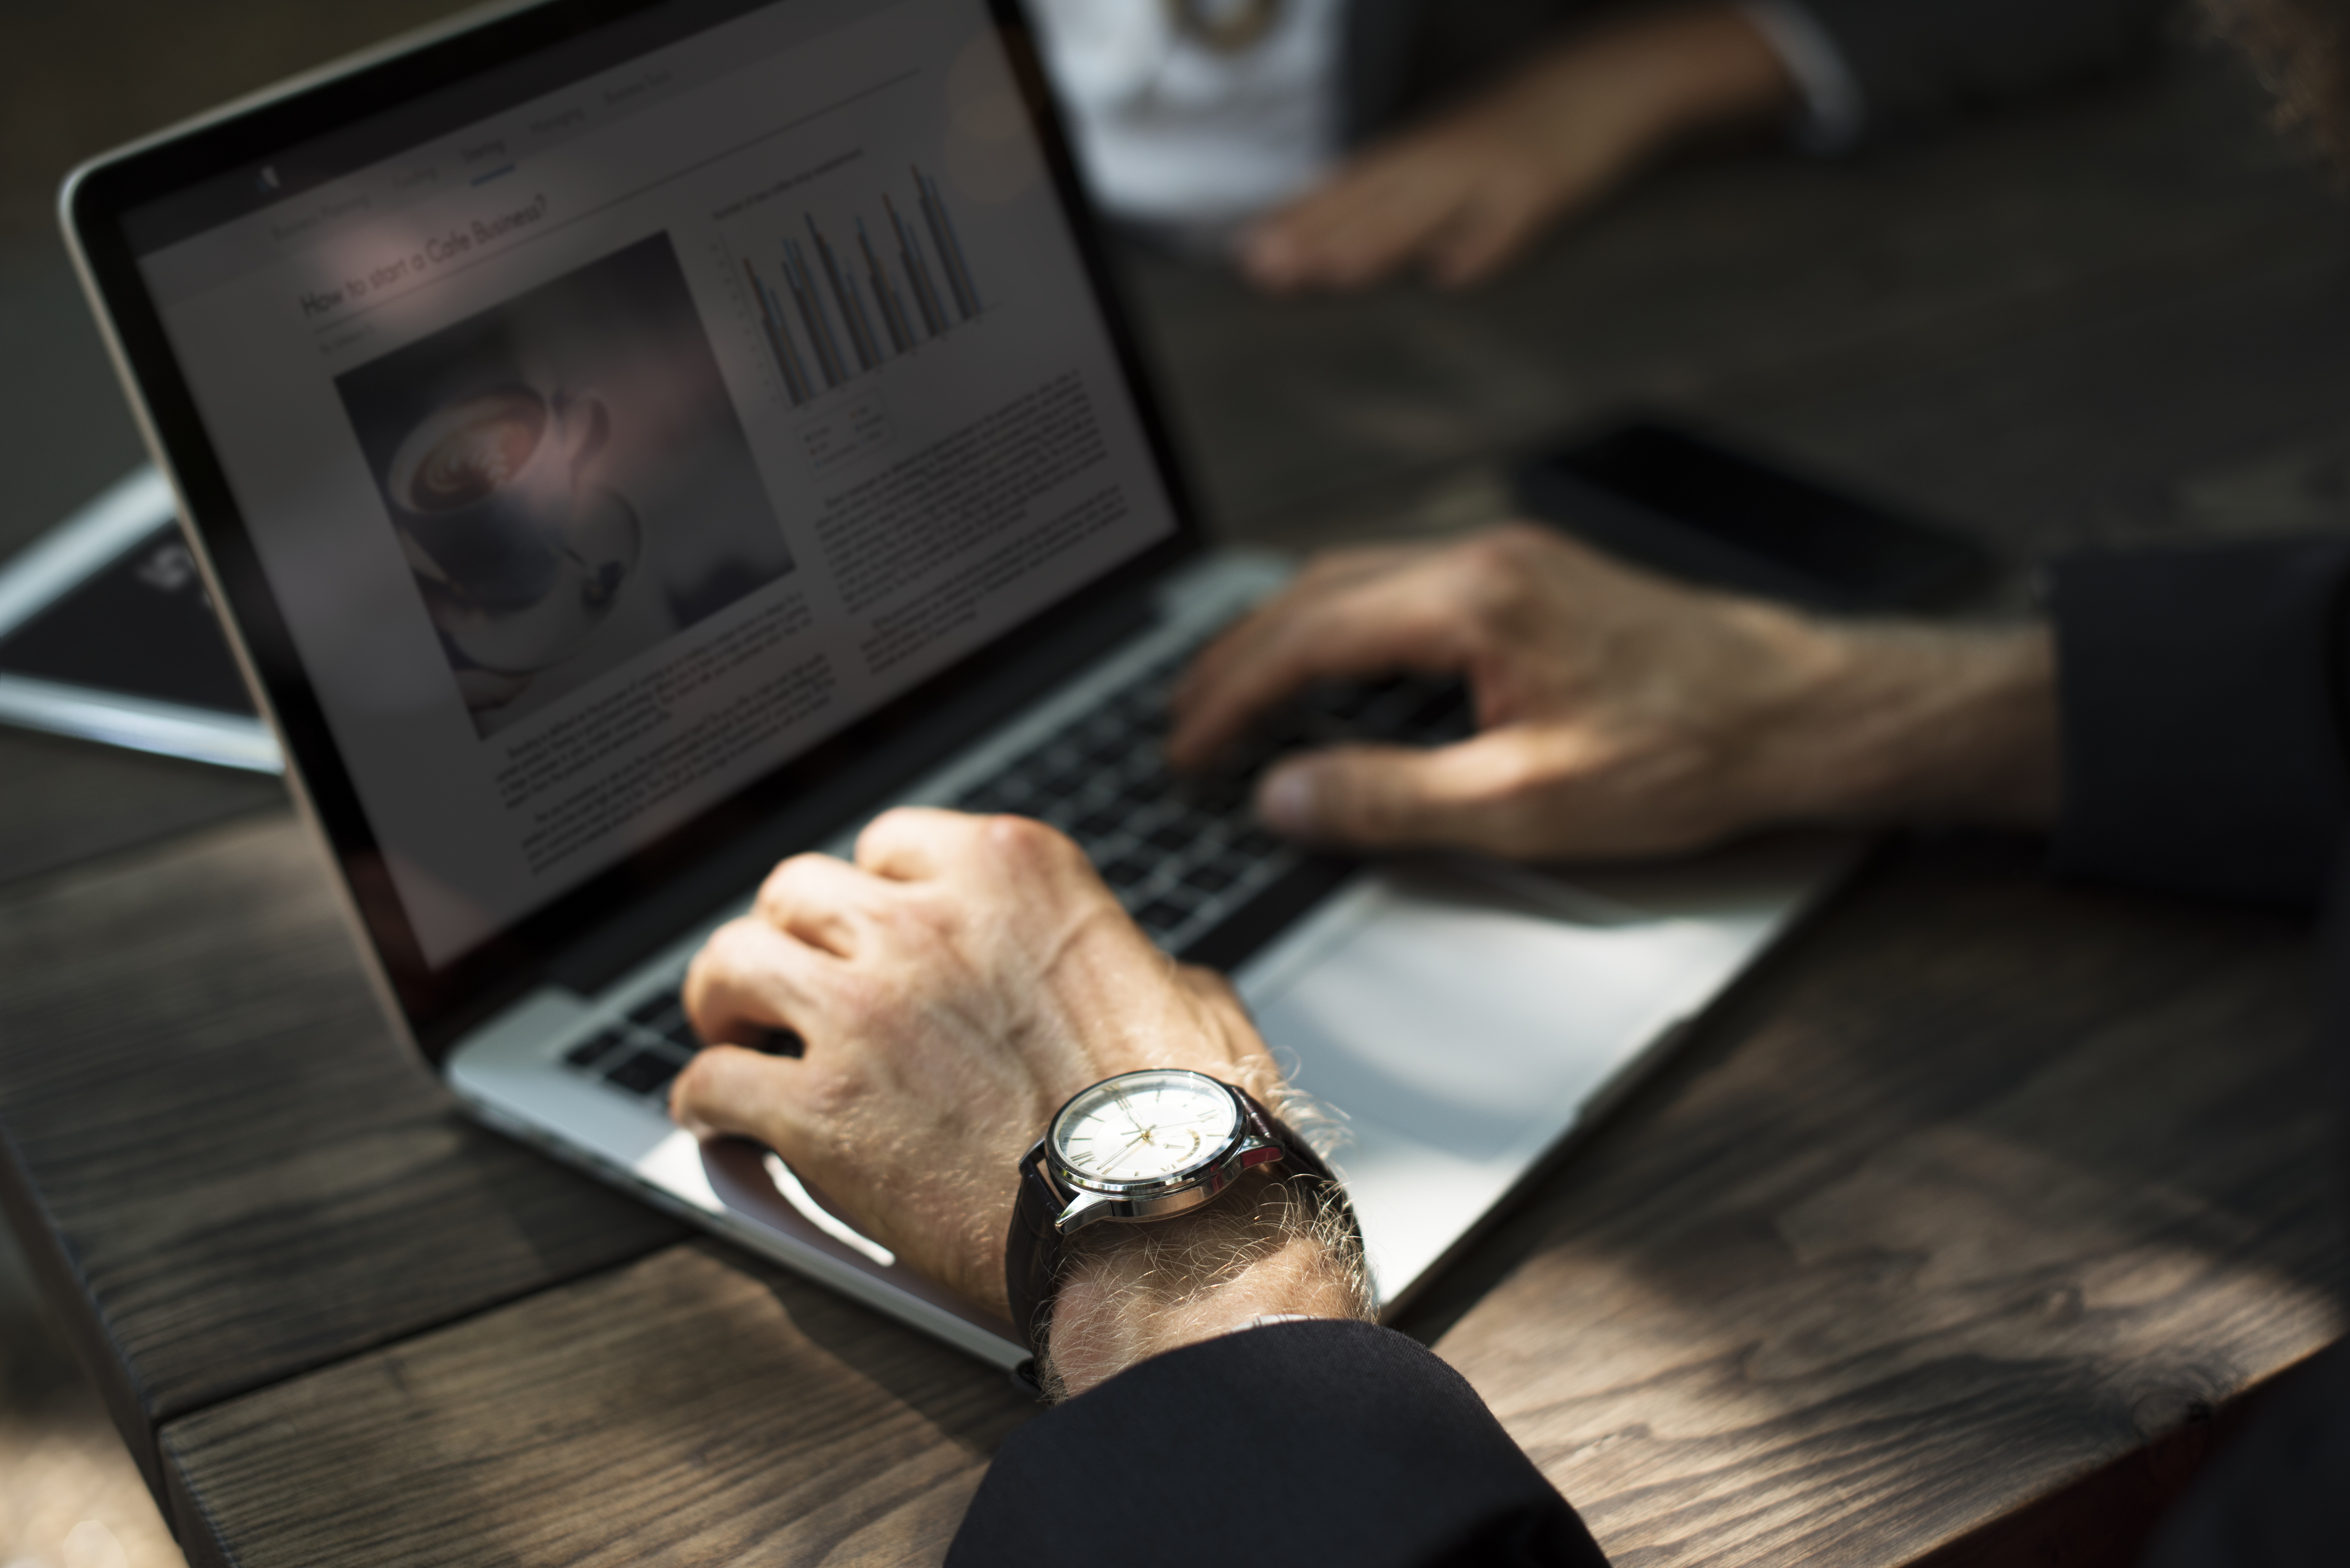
1003,1067,1347,1359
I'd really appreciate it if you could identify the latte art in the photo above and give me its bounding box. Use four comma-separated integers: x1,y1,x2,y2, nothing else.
382,382,634,670
402,395,546,513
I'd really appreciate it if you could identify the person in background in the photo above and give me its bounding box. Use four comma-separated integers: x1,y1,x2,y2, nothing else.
671,3,2344,1564
1023,0,2174,290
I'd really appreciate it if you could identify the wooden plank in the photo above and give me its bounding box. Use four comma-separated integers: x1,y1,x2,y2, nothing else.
160,1239,1035,1568
0,728,282,889
1123,39,2350,551
1410,835,2347,1566
15,17,2350,1568
150,837,2345,1567
0,809,685,1499
1701,243,2350,563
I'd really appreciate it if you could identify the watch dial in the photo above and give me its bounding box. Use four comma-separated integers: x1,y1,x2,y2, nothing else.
1052,1069,1240,1186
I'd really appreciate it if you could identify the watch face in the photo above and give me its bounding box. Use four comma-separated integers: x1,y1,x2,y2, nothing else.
1051,1069,1241,1189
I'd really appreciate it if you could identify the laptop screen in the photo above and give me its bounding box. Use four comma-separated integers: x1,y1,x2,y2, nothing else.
90,0,1191,1032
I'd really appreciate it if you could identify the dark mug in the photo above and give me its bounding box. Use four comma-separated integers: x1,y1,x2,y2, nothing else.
387,384,609,610
387,384,640,676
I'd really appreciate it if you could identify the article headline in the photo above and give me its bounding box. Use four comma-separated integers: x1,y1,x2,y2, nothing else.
299,193,551,319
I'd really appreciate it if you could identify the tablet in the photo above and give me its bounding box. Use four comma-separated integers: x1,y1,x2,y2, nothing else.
0,467,279,770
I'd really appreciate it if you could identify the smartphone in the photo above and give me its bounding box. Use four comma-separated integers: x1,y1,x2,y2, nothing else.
1509,419,1999,612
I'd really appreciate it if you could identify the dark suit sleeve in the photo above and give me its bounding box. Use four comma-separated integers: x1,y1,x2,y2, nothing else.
947,1319,1605,1568
2047,537,2350,908
2140,1270,2350,1564
2139,860,2350,1567
2049,540,2350,1563
1793,0,2174,135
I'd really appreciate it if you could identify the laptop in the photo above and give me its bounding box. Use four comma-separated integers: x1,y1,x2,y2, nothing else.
63,0,1855,1368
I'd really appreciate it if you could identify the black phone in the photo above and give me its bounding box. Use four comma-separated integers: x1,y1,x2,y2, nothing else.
1509,419,1999,612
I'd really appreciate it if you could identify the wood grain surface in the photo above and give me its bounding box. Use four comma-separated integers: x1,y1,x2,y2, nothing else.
5,19,2350,1568
0,728,282,888
1123,38,2350,564
0,811,684,1501
1414,835,2347,1565
160,1240,1035,1568
145,837,2346,1568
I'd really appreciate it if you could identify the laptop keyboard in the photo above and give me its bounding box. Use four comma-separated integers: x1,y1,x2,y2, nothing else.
952,651,1469,955
568,641,1470,1103
562,989,797,1102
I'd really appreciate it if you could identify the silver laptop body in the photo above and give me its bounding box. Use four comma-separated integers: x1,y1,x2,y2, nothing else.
63,0,1852,1368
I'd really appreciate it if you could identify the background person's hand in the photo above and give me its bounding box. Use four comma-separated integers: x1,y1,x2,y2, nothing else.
670,808,1280,1319
1168,526,2061,859
1239,4,1795,292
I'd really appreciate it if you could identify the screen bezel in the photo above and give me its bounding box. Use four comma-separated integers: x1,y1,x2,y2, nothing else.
64,0,1206,1061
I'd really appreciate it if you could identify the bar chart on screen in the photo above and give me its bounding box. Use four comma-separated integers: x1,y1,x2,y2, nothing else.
718,162,985,410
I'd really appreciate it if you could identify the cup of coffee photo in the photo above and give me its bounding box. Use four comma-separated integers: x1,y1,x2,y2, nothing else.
338,235,794,737
385,383,641,673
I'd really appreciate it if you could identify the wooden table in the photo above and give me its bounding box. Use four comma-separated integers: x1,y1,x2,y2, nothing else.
4,34,2347,1568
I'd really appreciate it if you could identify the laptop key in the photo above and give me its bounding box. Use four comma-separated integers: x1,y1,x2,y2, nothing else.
1101,857,1153,889
1027,772,1083,807
1072,809,1124,842
1176,774,1249,815
1134,896,1191,933
627,991,685,1025
604,1050,684,1097
564,1029,625,1069
1230,828,1283,860
1184,862,1240,895
1115,771,1170,807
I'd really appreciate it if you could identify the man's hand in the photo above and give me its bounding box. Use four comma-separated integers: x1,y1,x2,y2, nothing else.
670,808,1283,1320
1169,526,2061,859
1238,4,1794,292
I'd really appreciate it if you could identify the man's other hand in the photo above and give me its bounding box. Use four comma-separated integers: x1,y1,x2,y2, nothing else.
1237,4,1795,293
669,808,1280,1321
1168,525,2061,859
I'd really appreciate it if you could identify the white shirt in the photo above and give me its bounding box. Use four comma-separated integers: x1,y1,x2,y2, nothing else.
1024,0,1349,234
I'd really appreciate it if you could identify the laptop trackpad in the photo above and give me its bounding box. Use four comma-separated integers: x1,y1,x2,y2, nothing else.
1234,857,1781,1298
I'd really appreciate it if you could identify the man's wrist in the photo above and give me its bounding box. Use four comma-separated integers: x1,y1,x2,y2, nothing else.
1038,1169,1372,1401
1753,615,2061,829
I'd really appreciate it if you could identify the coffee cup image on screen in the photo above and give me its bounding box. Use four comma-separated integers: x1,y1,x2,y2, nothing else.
338,233,793,738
